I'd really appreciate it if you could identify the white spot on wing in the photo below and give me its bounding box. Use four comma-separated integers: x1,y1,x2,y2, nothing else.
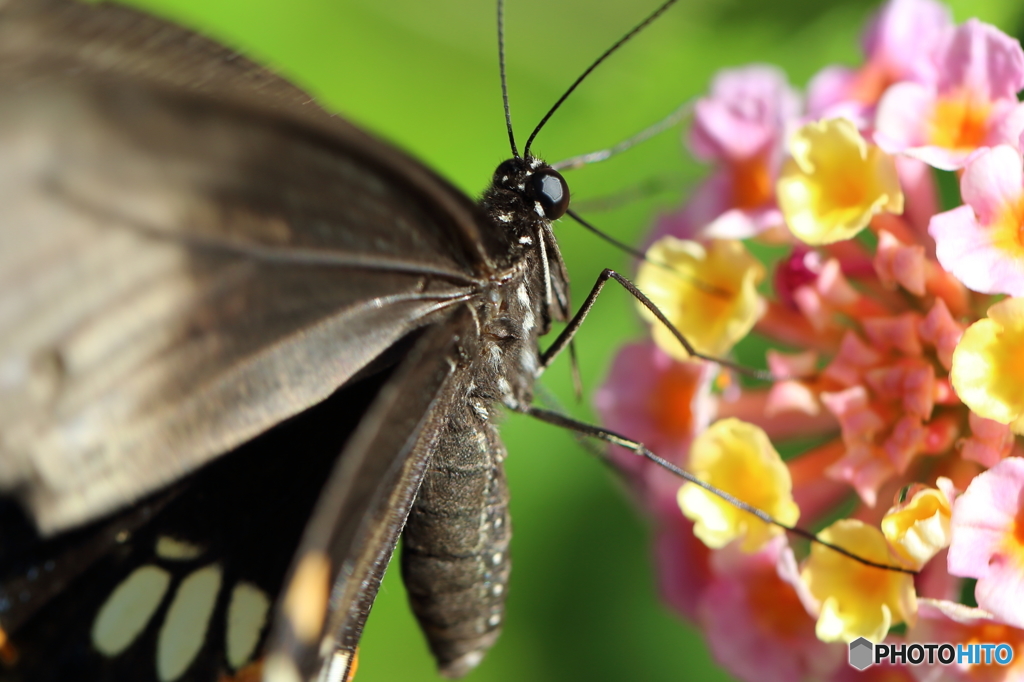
518,235,533,245
155,536,203,561
283,552,331,643
488,614,501,627
226,581,271,670
492,583,504,596
264,654,303,682
157,563,223,682
92,565,170,657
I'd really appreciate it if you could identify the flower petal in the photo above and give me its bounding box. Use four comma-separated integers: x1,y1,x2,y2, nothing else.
948,458,1024,628
779,119,903,245
678,418,799,552
637,237,765,360
801,519,917,642
951,298,1024,431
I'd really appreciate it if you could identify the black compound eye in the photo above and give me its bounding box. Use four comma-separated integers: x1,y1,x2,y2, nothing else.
527,168,570,219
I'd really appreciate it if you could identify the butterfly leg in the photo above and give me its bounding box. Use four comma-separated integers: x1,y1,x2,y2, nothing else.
537,269,765,377
519,405,916,574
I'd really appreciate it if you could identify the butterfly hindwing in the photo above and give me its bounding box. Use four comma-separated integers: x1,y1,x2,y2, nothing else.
1,358,392,681
266,309,477,682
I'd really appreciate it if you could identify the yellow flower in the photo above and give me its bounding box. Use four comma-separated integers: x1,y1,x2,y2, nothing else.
777,118,904,245
801,519,917,643
951,297,1024,434
636,237,765,361
677,418,799,552
880,481,953,569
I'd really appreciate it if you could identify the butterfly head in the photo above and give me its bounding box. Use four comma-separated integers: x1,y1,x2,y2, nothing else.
483,155,572,323
492,156,570,221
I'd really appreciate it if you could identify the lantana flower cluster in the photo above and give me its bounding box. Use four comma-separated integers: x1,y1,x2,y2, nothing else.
596,1,1024,679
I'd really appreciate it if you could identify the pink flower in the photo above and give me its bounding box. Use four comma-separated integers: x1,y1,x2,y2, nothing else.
948,457,1024,629
602,2,1024,668
808,0,952,118
658,66,800,240
698,537,844,682
875,20,1024,170
655,500,715,622
749,234,971,507
690,65,801,165
774,247,825,310
962,412,1016,468
593,341,715,511
930,145,1024,296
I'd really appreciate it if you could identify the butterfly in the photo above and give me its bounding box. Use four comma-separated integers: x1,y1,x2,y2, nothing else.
0,1,720,679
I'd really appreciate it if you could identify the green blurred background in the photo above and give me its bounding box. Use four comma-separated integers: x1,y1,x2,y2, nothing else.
114,0,1024,679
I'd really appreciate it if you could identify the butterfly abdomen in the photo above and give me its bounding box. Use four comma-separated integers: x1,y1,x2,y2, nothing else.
400,404,511,678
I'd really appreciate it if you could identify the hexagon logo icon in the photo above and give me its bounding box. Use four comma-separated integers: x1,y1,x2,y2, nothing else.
849,637,874,670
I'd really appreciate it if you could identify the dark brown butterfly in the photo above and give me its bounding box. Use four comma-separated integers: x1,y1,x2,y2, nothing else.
0,0,699,681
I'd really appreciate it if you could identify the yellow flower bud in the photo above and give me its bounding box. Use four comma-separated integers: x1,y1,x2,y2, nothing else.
881,482,953,569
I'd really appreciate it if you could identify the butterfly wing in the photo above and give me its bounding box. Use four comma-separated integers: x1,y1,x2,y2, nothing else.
0,0,493,534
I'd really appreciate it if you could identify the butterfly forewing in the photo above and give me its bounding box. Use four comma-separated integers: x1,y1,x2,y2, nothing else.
0,0,495,535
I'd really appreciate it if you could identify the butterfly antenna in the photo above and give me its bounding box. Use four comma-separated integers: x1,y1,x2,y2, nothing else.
497,0,520,158
552,99,693,171
523,0,679,158
570,174,685,213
